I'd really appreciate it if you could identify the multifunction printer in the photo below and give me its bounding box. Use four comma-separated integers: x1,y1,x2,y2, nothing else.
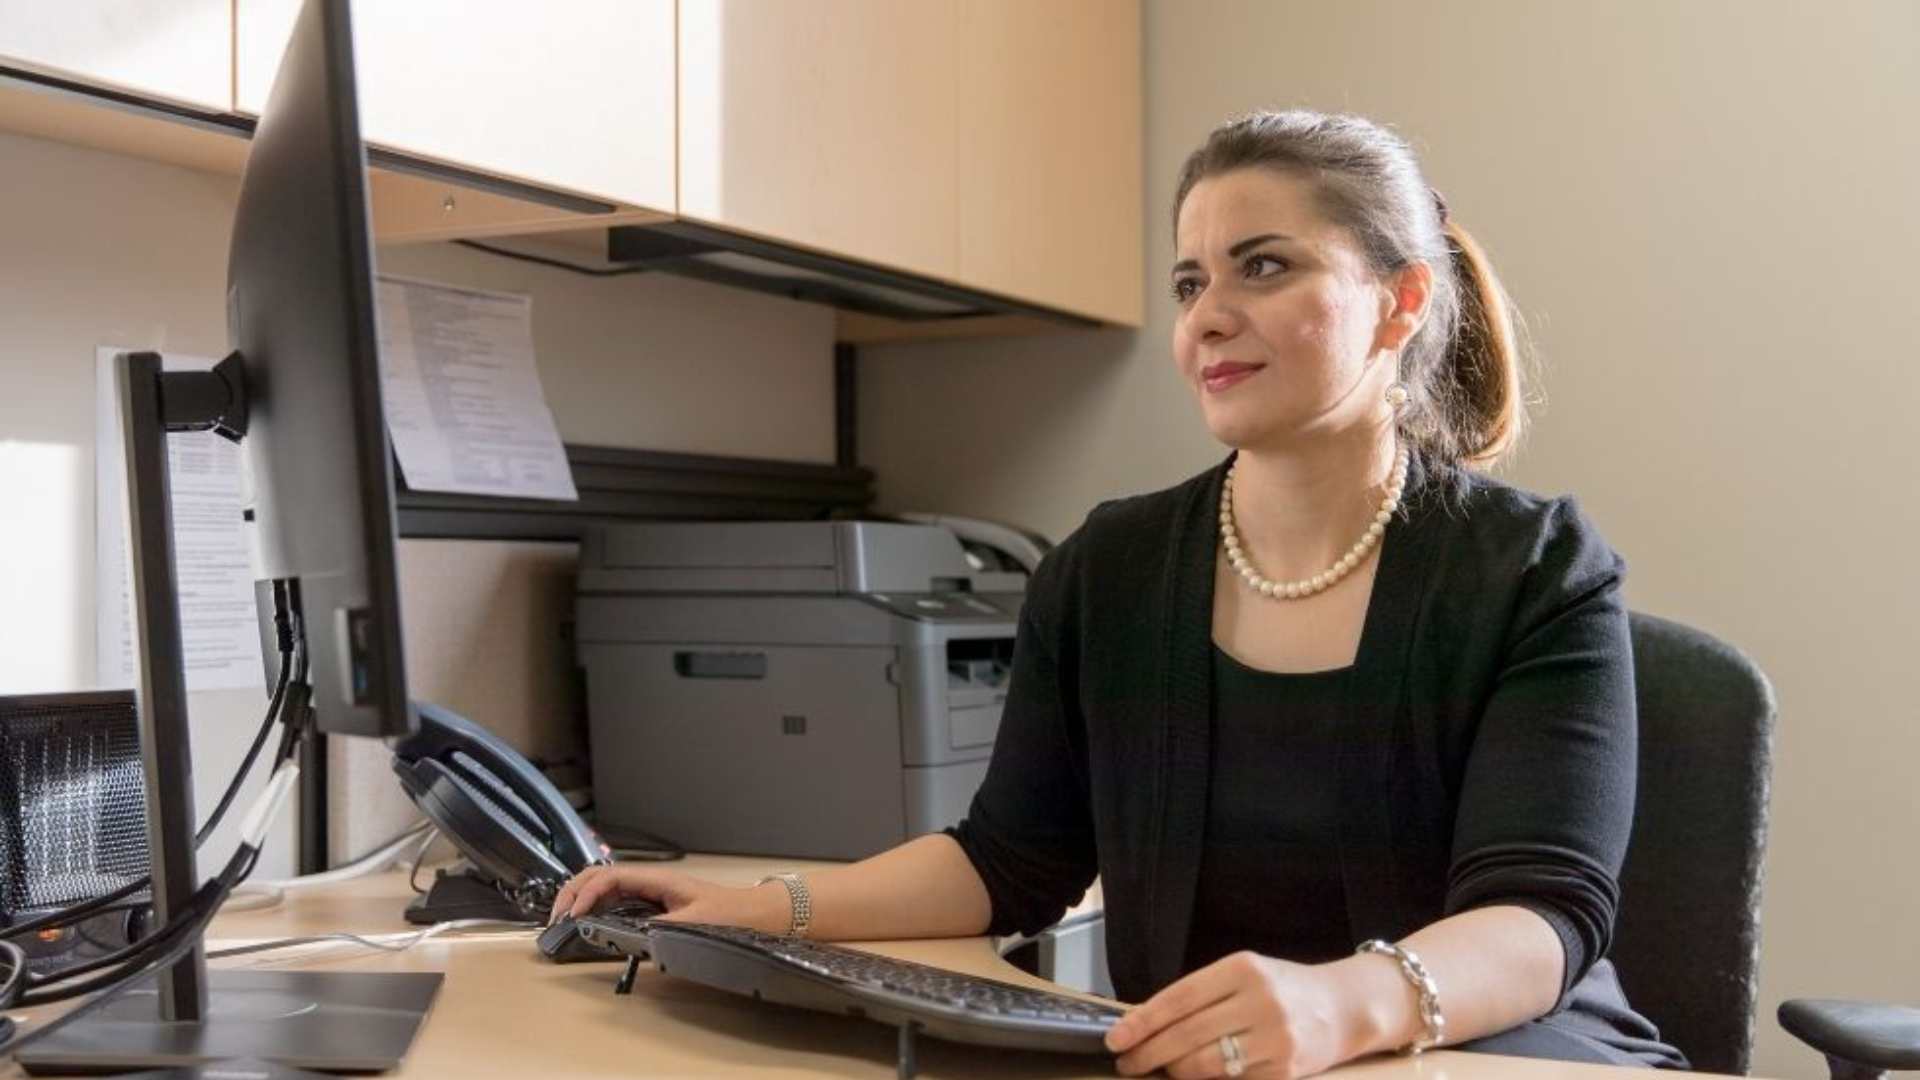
575,521,1025,860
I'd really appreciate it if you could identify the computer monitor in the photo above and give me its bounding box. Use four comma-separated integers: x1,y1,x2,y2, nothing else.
229,0,410,742
15,0,437,1071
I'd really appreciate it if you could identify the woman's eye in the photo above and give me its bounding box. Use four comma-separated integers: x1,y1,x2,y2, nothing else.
1169,277,1202,302
1243,254,1287,279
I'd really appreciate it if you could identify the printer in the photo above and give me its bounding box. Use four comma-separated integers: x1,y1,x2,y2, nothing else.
575,520,1025,860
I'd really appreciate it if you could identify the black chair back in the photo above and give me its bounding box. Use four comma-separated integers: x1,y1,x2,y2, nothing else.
1611,612,1777,1074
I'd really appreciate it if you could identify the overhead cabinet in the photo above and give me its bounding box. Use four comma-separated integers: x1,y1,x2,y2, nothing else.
235,0,678,235
0,2,231,111
6,1,1142,330
678,0,1142,327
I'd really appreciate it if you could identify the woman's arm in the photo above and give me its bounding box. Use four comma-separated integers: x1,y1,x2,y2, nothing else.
553,538,1098,943
548,832,991,940
1107,904,1562,1079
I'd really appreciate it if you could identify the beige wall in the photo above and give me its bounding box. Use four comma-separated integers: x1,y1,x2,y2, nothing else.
862,3,1919,1077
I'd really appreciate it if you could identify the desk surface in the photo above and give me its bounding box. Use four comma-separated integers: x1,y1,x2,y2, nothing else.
15,857,1735,1080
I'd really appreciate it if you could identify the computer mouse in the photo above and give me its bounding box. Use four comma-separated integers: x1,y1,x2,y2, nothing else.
536,899,664,963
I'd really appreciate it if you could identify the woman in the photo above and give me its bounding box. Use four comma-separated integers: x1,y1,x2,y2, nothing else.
552,110,1682,1079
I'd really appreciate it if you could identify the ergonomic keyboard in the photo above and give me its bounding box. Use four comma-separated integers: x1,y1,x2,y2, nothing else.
575,913,1123,1077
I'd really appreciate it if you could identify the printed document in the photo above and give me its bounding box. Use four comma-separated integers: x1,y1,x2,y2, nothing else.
94,347,264,692
376,277,578,501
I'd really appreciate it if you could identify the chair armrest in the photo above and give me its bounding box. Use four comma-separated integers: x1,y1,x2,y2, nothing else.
997,911,1112,998
1779,999,1920,1075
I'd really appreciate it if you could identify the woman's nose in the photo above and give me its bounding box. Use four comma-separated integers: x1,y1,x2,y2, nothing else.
1183,286,1241,341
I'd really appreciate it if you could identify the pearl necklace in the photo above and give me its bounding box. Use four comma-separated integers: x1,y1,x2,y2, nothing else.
1219,445,1410,600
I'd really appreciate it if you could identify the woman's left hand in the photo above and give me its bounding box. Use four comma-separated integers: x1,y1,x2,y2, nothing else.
1104,951,1360,1080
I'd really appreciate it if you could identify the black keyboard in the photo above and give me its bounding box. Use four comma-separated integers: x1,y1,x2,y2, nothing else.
575,913,1123,1066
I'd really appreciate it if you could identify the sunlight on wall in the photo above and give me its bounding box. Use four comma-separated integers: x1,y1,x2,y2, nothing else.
0,440,85,693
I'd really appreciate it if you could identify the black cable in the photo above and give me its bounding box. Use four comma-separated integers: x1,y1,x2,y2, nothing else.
0,878,146,942
15,877,222,1005
11,668,308,1008
0,940,24,1008
196,642,294,846
3,839,255,1053
3,632,297,946
11,905,153,986
18,837,247,1008
453,238,653,278
24,908,184,986
197,588,302,856
17,750,286,1003
10,728,287,1014
0,589,307,1057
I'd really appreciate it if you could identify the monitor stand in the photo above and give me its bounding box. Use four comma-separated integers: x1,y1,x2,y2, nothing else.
13,352,440,1074
15,970,443,1075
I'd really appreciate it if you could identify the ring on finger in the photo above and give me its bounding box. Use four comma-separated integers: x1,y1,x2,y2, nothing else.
1220,1032,1247,1078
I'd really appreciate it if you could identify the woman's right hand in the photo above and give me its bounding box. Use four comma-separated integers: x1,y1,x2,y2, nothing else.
546,864,787,933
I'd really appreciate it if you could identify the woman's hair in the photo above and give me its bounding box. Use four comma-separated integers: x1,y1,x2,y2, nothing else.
1173,110,1527,471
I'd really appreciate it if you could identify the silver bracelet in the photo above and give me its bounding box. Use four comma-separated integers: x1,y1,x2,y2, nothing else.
756,873,812,938
1356,939,1446,1052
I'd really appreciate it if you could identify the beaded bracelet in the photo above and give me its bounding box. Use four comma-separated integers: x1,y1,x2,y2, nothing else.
1356,939,1446,1052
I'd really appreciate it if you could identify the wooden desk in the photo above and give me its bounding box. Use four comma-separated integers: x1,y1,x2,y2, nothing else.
14,858,1730,1080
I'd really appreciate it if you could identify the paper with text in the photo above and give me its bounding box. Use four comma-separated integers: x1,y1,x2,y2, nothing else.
94,347,266,693
376,277,579,502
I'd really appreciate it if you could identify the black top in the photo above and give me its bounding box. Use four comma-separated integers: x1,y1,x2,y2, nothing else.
947,455,1683,1066
1185,649,1350,970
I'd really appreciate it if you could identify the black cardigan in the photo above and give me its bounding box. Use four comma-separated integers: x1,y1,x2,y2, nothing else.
951,456,1670,1057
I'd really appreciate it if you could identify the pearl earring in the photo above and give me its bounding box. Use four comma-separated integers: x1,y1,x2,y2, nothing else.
1385,381,1410,410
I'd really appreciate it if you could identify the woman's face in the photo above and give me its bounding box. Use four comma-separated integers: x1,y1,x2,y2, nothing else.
1171,168,1403,453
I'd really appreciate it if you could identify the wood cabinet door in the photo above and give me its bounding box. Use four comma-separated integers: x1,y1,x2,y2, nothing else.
0,2,230,111
956,0,1142,326
677,0,960,283
235,0,675,212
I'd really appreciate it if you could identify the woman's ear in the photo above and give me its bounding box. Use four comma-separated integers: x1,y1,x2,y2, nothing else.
1377,262,1434,352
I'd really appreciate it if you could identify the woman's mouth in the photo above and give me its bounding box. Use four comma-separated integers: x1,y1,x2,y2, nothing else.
1201,362,1263,393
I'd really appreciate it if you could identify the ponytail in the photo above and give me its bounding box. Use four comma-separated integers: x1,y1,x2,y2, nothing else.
1437,220,1527,469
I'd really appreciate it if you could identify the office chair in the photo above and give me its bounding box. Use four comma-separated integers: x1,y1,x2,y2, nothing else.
1608,611,1776,1075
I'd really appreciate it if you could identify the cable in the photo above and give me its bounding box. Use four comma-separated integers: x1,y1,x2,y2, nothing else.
197,580,298,845
222,821,437,913
1,877,147,942
407,827,442,895
205,917,533,962
2,745,295,1059
0,587,311,1062
10,712,304,1008
453,238,654,278
3,844,251,1054
13,838,249,1008
3,613,298,946
15,754,291,1006
1,940,24,1008
195,640,294,846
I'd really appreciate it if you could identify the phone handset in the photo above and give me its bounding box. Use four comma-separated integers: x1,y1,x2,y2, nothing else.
390,702,609,918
